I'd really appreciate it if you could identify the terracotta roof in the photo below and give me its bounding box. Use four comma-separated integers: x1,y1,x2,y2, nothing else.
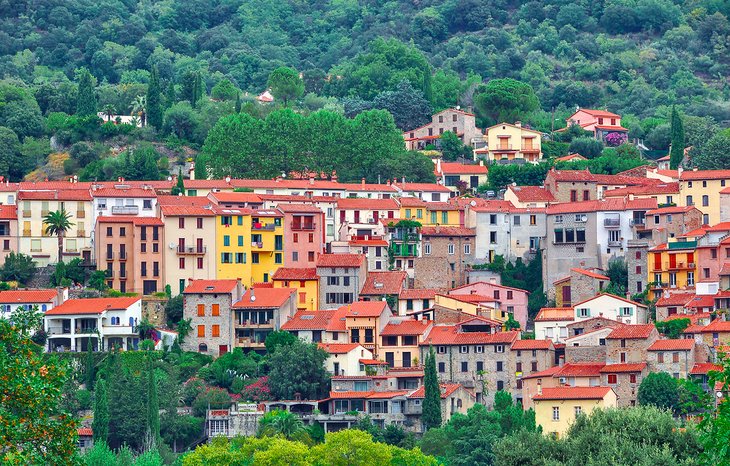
17,181,94,190
420,226,475,237
680,169,730,181
77,428,93,436
0,289,59,304
45,297,140,315
360,359,389,365
160,204,216,216
281,310,335,331
271,267,319,281
594,125,628,131
317,342,361,354
647,339,695,351
443,293,498,304
646,206,697,215
683,324,706,334
690,363,722,375
535,307,574,322
720,263,730,276
510,339,554,350
343,301,388,318
571,268,609,280
521,365,562,380
600,363,647,373
360,271,407,295
607,324,655,339
555,153,587,162
0,205,16,220
183,280,239,294
18,190,92,201
381,319,431,336
316,253,365,268
208,192,262,204
96,216,164,226
397,197,427,207
421,327,519,346
276,203,323,214
665,312,711,324
91,187,157,198
233,288,295,308
546,197,657,214
701,319,730,333
339,183,398,193
337,198,399,210
656,292,695,307
425,202,462,212
392,182,452,193
349,239,389,247
577,109,621,118
534,386,613,401
469,200,517,213
705,222,730,232
399,289,438,300
508,186,555,203
328,390,408,400
437,162,488,175
408,383,466,399
157,195,212,206
326,306,349,332
555,363,605,377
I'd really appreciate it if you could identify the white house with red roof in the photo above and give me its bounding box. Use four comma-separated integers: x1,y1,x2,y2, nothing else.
564,108,628,144
391,182,453,203
572,293,649,325
406,383,476,432
398,288,437,315
0,287,67,318
433,160,488,193
281,309,336,343
504,185,555,208
43,297,142,352
534,307,575,342
318,342,374,376
90,182,158,219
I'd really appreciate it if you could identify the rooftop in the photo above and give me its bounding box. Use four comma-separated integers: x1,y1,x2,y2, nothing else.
555,363,605,377
316,253,365,268
437,162,488,175
510,339,554,350
0,289,60,304
281,310,335,331
680,169,730,181
408,383,467,399
380,319,432,336
606,324,656,339
183,279,240,295
399,288,438,300
508,185,556,203
342,301,389,318
535,307,574,322
571,268,609,280
45,297,140,315
421,327,519,346
360,271,407,296
534,386,613,401
600,363,647,373
420,226,475,237
647,339,695,351
317,343,361,354
271,267,319,281
233,288,295,309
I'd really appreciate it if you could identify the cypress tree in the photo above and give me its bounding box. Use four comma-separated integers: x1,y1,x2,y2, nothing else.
165,81,176,109
146,65,163,129
422,347,442,430
669,106,685,170
92,378,109,443
85,336,95,391
76,69,97,117
194,154,208,181
171,168,185,195
235,92,241,113
192,72,203,107
146,359,160,444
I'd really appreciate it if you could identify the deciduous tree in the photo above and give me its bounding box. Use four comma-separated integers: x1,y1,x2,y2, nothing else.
76,68,97,117
267,67,304,107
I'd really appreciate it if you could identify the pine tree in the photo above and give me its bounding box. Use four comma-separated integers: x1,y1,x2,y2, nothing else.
76,69,97,117
85,336,95,391
194,154,208,181
92,378,109,443
670,106,685,170
165,81,176,109
422,347,442,430
146,65,163,129
146,359,160,444
171,168,185,195
234,93,241,113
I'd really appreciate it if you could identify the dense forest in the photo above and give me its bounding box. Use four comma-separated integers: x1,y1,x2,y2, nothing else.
1,0,730,182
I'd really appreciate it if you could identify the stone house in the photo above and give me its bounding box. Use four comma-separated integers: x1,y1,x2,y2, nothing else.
510,339,555,404
449,281,530,330
503,185,555,208
359,271,407,303
553,268,609,307
600,363,646,407
182,279,244,357
414,226,475,289
406,383,476,433
605,324,659,365
543,169,598,203
644,206,703,246
646,339,696,378
564,327,613,364
403,108,482,151
231,287,298,353
316,253,367,309
626,239,649,296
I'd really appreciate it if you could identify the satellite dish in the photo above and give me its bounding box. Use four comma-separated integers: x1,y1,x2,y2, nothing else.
168,243,176,249
470,200,477,207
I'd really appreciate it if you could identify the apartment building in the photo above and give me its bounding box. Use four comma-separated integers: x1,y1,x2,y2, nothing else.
481,122,543,164
316,253,367,308
277,204,325,268
679,169,730,225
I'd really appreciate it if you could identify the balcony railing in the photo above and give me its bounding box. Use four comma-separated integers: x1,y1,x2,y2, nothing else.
119,251,128,260
493,144,514,151
177,246,207,255
630,219,645,227
252,223,277,231
111,205,139,215
608,240,622,247
521,146,539,152
291,222,316,231
604,218,621,227
106,252,114,260
251,241,264,248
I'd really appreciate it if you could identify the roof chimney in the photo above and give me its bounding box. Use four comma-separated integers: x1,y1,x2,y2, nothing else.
436,158,442,174
515,121,521,128
361,177,365,188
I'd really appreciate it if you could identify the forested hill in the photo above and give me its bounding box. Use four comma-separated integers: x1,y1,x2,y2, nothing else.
2,0,729,120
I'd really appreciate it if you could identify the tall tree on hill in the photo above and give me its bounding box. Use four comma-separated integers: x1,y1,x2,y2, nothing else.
76,69,97,117
193,72,204,107
165,81,176,109
267,67,304,107
234,93,241,113
85,336,95,390
422,347,442,430
92,378,109,443
473,78,539,126
669,106,685,169
146,65,163,129
146,359,160,444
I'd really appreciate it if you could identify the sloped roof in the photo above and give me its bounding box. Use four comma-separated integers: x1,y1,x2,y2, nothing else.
606,324,656,339
271,268,319,281
647,339,695,351
281,310,335,331
343,301,388,318
534,307,574,322
438,162,488,175
392,182,452,193
17,190,92,201
420,327,519,346
96,216,164,226
317,343,361,354
420,226,475,237
600,363,647,373
399,289,438,300
276,203,323,214
316,253,365,268
571,268,609,280
521,365,562,380
408,383,470,399
381,319,431,336
534,386,613,401
0,289,59,304
45,297,140,315
509,186,555,203
510,339,554,350
656,292,695,307
360,271,407,296
690,363,722,375
680,169,730,181
208,192,263,204
91,187,156,198
0,205,17,220
233,288,295,308
555,363,605,377
546,197,657,214
183,280,239,294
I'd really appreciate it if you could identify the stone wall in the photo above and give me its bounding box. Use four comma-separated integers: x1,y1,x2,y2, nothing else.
182,293,233,357
565,345,607,364
626,240,649,296
142,295,168,327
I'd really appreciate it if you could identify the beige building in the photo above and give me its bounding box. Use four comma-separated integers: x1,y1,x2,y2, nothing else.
479,122,542,164
533,386,617,438
403,108,483,151
679,169,730,225
380,318,432,368
0,205,17,263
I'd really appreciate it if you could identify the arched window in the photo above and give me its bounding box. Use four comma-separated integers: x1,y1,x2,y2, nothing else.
129,316,134,326
41,304,47,312
198,343,208,353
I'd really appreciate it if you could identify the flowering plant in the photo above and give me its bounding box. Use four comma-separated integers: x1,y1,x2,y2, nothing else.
605,132,627,147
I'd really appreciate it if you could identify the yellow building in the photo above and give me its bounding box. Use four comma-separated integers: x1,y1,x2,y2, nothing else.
425,203,461,226
434,293,508,323
533,386,617,438
480,122,543,164
647,240,697,298
397,197,427,222
271,267,319,311
215,208,284,285
679,169,730,225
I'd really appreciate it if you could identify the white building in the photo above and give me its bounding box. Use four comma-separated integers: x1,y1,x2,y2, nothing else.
572,294,648,325
44,297,142,352
91,184,159,221
0,288,67,317
318,342,374,376
534,307,574,342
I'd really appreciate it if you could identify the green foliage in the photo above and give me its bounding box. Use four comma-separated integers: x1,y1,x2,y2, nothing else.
258,409,310,443
92,378,109,443
85,336,95,390
146,66,163,130
211,79,239,101
200,347,262,389
605,257,628,297
163,102,201,142
638,372,679,411
700,352,730,464
267,339,330,400
568,137,604,159
676,378,710,418
692,130,730,170
0,126,22,181
147,358,161,443
670,106,685,169
265,330,298,353
371,79,432,131
44,208,75,261
655,318,691,339
439,131,472,161
267,67,305,107
504,314,520,330
0,252,36,284
474,79,539,126
484,162,551,191
422,347,442,430
192,386,231,417
165,294,184,326
76,69,98,117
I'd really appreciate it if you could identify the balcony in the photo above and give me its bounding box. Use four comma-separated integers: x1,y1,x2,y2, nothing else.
608,240,622,247
630,218,645,227
251,241,264,248
350,234,384,241
105,252,114,260
177,246,207,255
252,223,277,231
492,144,515,151
105,269,114,278
291,222,316,231
111,205,139,215
237,337,266,349
521,146,540,153
236,321,274,329
604,218,621,228
119,251,128,261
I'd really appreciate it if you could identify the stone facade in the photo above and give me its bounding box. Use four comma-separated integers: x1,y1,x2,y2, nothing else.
317,263,367,309
141,295,167,327
414,232,474,289
601,368,645,407
182,282,243,357
647,345,696,378
605,328,659,364
626,239,649,296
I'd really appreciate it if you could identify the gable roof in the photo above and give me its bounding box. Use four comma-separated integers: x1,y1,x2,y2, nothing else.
360,271,407,296
420,226,475,237
399,288,438,300
510,339,554,350
555,363,605,377
0,289,59,304
316,253,365,268
521,365,562,380
336,198,399,210
271,267,319,281
183,280,239,294
380,319,431,336
421,327,519,346
281,310,335,331
680,169,730,181
508,185,555,203
534,386,613,401
343,301,388,318
606,324,656,339
45,297,140,315
233,288,295,309
571,268,609,280
317,343,361,354
575,109,621,118
437,162,488,175
573,293,647,310
600,363,647,373
534,307,574,322
408,383,470,399
647,339,695,351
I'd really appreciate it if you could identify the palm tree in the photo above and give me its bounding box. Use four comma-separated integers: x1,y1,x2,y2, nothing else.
43,208,74,263
131,95,147,126
258,410,306,440
102,104,116,122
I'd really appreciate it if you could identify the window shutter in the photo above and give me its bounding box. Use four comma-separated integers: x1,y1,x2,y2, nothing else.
586,308,591,317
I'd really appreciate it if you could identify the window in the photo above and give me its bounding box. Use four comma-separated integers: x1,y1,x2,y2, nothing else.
530,214,536,225
490,231,497,243
476,361,484,372
629,373,637,384
119,227,126,237
555,215,563,223
607,374,617,384
437,346,446,354
583,190,590,200
495,345,504,353
516,362,523,372
532,361,538,372
574,406,582,417
577,308,589,318
702,195,709,207
460,345,469,354
106,227,113,237
179,217,185,229
143,199,152,210
475,345,484,353
252,253,259,264
197,257,203,269
179,258,185,269
686,195,693,206
494,290,500,299
672,352,680,363
235,253,245,263
238,236,244,247
448,243,455,255
489,214,497,225
496,361,503,372
461,361,468,372
212,325,220,337
197,325,205,337
438,362,445,373
212,304,220,317
554,229,564,243
687,271,694,286
497,380,504,390
620,352,627,362
424,243,431,255
197,304,205,316
197,218,203,229
514,215,521,226
464,244,471,255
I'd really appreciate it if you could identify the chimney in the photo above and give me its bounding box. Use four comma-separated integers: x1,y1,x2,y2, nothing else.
479,160,484,166
225,175,231,184
361,177,365,188
537,383,542,395
515,121,521,128
387,179,391,186
436,158,442,174
309,176,315,185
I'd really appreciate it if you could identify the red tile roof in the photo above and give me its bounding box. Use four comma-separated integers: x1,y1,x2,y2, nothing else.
207,192,263,204
656,292,695,307
183,279,239,294
233,288,295,308
535,307,574,322
0,289,59,304
607,324,655,339
646,206,698,215
96,216,164,226
18,190,92,201
425,202,462,212
0,205,17,220
360,359,389,365
571,268,609,280
360,271,407,295
276,203,323,214
705,222,730,232
421,327,519,346
510,339,554,350
337,198,399,210
508,186,555,203
573,293,647,310
271,267,319,281
546,197,657,214
316,253,365,268
317,343,361,354
381,319,431,336
281,310,335,331
534,386,613,401
399,288,438,300
690,363,722,375
160,204,216,216
349,239,389,247
701,319,730,333
521,365,562,380
555,363,605,377
647,339,695,351
397,197,427,208
343,301,388,318
326,306,349,332
91,187,157,198
420,226,475,237
600,363,647,373
555,153,587,162
45,297,140,315
437,162,488,175
77,428,93,436
328,390,409,399
680,169,730,181
578,109,621,118
443,293,498,304
408,383,466,399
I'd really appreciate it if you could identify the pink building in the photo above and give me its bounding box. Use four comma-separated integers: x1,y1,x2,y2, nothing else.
696,224,730,284
564,108,628,144
277,204,326,268
0,205,17,263
448,281,529,329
